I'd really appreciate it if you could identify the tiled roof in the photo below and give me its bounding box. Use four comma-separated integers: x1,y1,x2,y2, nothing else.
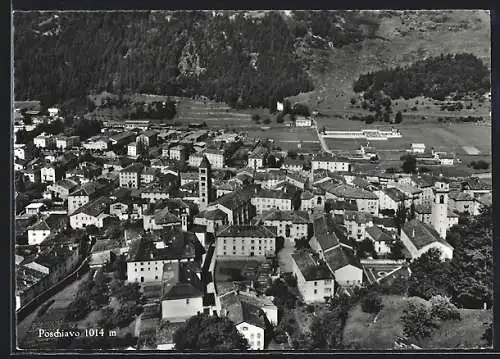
225,300,267,329
344,210,373,224
254,189,294,200
402,219,453,250
261,210,310,224
366,225,393,243
324,246,360,272
161,261,203,300
291,250,333,281
312,215,340,251
72,196,111,217
120,162,144,174
216,225,276,238
384,187,408,202
325,184,378,200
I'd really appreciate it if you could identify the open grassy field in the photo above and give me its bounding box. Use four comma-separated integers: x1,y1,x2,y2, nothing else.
343,294,492,349
289,10,490,118
323,122,491,155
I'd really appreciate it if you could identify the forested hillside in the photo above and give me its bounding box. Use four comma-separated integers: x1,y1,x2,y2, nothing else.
14,11,313,108
353,53,490,101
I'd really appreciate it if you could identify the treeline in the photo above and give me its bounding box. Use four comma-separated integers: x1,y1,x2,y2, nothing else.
291,10,380,47
14,11,313,110
353,53,490,100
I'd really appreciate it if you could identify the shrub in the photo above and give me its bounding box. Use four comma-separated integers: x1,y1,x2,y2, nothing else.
401,302,437,339
251,114,260,122
361,292,383,314
430,295,461,321
306,304,315,313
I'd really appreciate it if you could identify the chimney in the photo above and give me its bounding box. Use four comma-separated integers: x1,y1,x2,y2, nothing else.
412,228,415,238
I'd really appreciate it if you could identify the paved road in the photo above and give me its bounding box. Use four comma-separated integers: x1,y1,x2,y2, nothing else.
313,119,332,154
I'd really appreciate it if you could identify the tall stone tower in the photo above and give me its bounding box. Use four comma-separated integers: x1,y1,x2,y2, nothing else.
431,180,449,239
199,156,212,209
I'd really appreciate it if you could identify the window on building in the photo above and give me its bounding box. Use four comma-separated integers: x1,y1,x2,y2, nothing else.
314,289,318,294
242,326,248,331
314,281,318,286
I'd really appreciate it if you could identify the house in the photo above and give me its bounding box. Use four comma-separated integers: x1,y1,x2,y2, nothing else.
323,246,363,287
27,220,52,245
188,153,204,168
215,225,276,257
120,162,144,188
410,143,426,154
448,191,475,214
126,230,201,283
414,203,459,233
55,136,80,150
47,179,80,200
376,187,410,212
311,154,351,173
41,163,65,184
248,146,269,169
392,184,423,205
282,157,305,172
127,142,139,157
83,135,111,151
33,133,56,149
194,208,229,234
143,206,182,232
160,262,204,322
169,145,187,162
14,144,34,161
343,210,373,241
141,167,160,185
89,250,113,269
295,116,312,127
291,250,335,303
285,172,308,190
365,225,394,255
24,167,42,183
25,202,46,216
437,153,457,166
400,219,454,260
223,300,267,350
208,186,257,225
300,188,326,212
251,189,294,214
309,214,352,259
204,148,225,169
322,183,379,216
254,170,287,189
110,131,136,148
260,210,310,247
221,290,278,326
69,197,112,229
137,130,158,148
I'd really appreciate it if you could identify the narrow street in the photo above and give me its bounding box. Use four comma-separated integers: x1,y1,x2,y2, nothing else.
313,119,332,154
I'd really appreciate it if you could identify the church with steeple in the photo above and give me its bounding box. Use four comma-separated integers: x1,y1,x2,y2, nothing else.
199,155,212,209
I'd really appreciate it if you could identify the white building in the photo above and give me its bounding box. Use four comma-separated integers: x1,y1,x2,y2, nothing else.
295,116,312,127
291,250,335,303
311,154,351,173
251,189,294,214
411,143,426,154
400,219,454,260
27,220,51,245
216,225,276,257
33,133,56,149
204,149,225,169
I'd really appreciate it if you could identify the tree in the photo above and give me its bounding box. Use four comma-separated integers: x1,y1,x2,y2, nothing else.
276,112,285,123
275,236,285,254
429,295,461,321
294,236,310,250
481,323,492,347
287,149,298,159
173,314,249,351
357,238,377,259
361,292,383,314
308,306,348,349
65,296,91,321
263,118,271,124
401,155,417,174
401,302,437,340
408,248,450,300
251,114,260,122
388,239,405,260
395,203,408,232
395,110,403,123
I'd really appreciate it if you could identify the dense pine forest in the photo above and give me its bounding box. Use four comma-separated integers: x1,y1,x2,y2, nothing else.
14,11,314,109
353,53,490,101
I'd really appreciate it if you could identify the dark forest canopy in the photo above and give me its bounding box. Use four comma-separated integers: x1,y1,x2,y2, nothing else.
353,53,490,101
14,11,314,109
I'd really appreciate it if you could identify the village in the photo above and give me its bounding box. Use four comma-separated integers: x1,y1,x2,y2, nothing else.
14,98,492,350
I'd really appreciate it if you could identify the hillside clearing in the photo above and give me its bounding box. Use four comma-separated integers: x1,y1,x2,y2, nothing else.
343,294,492,350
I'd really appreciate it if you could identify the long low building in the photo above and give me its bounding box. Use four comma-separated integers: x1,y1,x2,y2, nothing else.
215,225,276,257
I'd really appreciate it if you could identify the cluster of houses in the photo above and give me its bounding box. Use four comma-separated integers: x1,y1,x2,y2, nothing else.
14,108,492,349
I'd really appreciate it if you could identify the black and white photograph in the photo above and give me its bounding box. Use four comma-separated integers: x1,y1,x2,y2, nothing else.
12,9,493,352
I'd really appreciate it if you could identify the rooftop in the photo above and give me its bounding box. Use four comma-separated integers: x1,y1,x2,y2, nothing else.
324,246,360,272
261,210,310,224
254,189,293,200
161,261,203,300
312,214,340,251
291,250,333,281
216,225,277,238
402,219,453,250
325,184,378,200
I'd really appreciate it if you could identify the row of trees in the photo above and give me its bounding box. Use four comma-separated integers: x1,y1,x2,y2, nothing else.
353,53,490,101
407,207,492,309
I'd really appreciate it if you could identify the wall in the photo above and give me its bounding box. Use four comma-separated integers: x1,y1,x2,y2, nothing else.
334,265,363,286
161,296,203,322
236,322,265,350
